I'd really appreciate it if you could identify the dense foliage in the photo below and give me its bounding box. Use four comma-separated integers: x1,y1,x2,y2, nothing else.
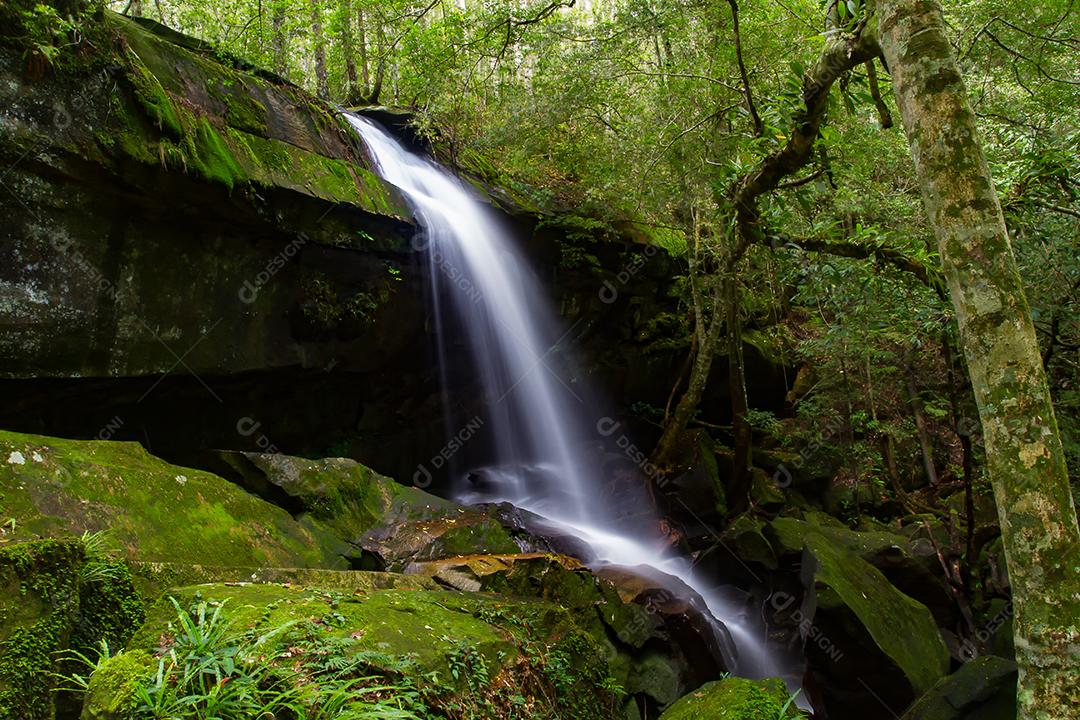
104,0,1078,494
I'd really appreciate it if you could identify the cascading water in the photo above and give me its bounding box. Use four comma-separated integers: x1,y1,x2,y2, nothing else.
347,113,797,691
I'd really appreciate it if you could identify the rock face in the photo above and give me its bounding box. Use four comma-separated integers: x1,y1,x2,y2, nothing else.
1,9,411,380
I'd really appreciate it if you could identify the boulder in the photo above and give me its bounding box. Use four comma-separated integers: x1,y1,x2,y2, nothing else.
207,450,523,568
657,677,803,719
81,581,627,719
0,430,345,568
358,510,521,570
767,516,949,717
595,564,731,702
901,656,1017,720
770,512,956,627
406,552,726,709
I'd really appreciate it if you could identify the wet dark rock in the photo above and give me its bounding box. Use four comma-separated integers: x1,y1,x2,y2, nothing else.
595,564,731,688
901,656,1017,720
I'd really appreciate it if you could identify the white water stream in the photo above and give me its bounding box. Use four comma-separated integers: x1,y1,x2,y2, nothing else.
347,113,794,687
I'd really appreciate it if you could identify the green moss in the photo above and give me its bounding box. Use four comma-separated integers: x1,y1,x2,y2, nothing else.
94,11,410,216
425,519,520,557
0,430,345,569
658,677,802,719
126,561,436,604
0,540,83,719
0,539,146,720
721,515,777,569
69,560,145,664
802,532,949,695
190,116,246,188
121,48,183,140
769,514,909,560
80,649,151,720
84,582,625,719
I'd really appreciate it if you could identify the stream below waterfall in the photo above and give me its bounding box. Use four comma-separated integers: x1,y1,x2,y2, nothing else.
346,113,803,701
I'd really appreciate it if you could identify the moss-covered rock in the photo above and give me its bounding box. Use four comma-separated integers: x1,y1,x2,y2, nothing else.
657,677,802,720
765,515,949,717
0,6,418,385
82,581,627,719
721,515,778,570
211,450,521,568
407,553,655,643
406,553,732,711
126,560,437,601
901,656,1017,720
0,539,143,720
0,430,345,569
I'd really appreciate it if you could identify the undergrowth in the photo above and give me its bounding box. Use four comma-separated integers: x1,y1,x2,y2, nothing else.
64,594,625,719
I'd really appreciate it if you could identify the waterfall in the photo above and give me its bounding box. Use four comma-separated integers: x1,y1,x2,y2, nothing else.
346,113,795,688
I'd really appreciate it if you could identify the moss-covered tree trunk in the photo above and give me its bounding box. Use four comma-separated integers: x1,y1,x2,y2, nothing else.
877,1,1080,716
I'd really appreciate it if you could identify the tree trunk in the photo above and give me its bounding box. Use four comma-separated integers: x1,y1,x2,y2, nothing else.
271,2,287,77
903,354,940,486
878,1,1080,716
652,284,724,467
310,0,329,99
339,0,359,104
357,7,370,90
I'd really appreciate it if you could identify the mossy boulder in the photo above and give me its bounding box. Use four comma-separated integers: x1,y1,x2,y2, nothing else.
657,677,802,720
360,510,521,570
901,656,1017,720
0,430,345,569
0,539,142,720
770,512,955,625
210,450,521,568
404,553,729,711
766,516,949,717
82,582,627,719
406,553,656,645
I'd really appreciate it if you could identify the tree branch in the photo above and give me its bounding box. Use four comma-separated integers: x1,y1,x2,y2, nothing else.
727,0,763,137
724,27,881,269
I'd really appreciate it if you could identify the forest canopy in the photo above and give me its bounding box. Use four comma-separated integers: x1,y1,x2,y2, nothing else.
2,0,1077,717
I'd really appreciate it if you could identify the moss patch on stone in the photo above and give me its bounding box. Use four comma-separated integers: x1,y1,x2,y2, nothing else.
802,531,949,696
0,430,344,569
126,561,437,603
658,677,803,719
0,539,144,720
84,582,626,719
